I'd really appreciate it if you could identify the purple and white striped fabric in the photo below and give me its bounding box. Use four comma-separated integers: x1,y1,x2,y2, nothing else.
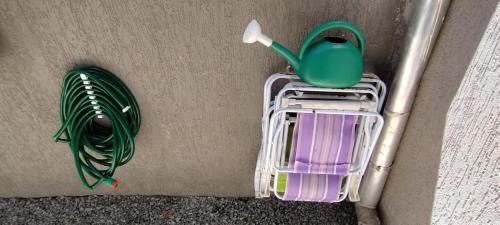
283,113,357,202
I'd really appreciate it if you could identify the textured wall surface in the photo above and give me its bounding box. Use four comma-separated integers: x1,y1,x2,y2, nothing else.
379,0,499,224
432,4,500,224
0,0,404,197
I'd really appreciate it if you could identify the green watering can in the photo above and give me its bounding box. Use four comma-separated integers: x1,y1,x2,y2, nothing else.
243,19,365,88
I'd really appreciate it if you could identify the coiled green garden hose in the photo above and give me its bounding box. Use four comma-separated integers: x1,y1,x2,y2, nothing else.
53,67,141,190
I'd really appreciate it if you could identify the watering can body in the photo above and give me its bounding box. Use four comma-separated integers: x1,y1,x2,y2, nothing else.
243,20,365,88
297,38,363,88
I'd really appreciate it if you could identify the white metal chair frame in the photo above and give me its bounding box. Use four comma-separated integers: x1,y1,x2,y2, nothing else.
255,73,386,200
267,87,382,175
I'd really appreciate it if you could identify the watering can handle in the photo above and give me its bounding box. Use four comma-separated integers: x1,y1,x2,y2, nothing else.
298,21,366,59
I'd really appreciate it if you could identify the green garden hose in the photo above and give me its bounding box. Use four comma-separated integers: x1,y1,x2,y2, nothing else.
53,67,141,190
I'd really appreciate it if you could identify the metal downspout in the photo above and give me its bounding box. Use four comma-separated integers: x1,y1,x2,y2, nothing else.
357,0,450,213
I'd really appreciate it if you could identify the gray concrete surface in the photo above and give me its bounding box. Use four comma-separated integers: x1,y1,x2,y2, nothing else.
0,196,356,224
378,0,499,224
432,4,500,224
0,0,405,197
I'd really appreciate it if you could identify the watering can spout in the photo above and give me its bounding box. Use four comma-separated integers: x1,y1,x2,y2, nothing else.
243,20,300,70
269,42,300,71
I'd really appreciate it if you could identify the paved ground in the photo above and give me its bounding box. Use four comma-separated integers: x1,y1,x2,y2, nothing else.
0,195,356,224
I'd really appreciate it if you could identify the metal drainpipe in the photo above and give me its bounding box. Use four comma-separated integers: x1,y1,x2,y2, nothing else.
357,0,450,210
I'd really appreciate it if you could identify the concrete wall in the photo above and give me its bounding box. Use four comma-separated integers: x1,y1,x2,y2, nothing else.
432,4,500,224
379,0,499,224
0,0,404,197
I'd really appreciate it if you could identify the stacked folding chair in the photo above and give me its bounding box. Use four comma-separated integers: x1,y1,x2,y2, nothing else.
255,73,386,203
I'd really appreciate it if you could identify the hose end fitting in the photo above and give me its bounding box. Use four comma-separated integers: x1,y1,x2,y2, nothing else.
105,178,119,190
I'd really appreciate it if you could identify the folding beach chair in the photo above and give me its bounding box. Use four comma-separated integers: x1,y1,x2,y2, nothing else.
255,73,385,202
